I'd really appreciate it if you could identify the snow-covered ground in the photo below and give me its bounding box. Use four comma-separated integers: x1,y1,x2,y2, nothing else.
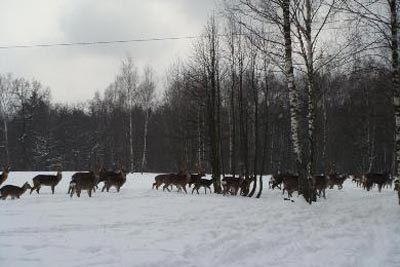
0,172,399,267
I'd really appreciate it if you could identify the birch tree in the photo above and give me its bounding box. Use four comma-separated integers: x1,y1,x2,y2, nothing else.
121,55,138,173
340,0,399,176
0,74,15,166
138,65,156,173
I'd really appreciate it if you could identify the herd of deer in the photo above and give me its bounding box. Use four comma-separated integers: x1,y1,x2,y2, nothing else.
269,171,400,203
0,166,127,200
153,170,400,205
152,171,254,196
0,165,399,205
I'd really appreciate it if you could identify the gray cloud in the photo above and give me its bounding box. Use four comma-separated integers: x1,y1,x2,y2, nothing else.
0,0,216,103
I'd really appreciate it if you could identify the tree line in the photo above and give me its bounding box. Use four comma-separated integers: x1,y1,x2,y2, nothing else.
0,0,398,202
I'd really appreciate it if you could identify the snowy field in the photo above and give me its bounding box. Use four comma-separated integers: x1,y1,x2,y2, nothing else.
0,172,399,267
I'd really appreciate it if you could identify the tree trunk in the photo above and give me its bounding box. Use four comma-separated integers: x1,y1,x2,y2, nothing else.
3,115,9,166
129,107,134,173
282,0,312,203
141,108,150,174
390,0,400,176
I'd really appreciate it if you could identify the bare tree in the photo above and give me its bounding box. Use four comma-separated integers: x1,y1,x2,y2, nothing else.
138,65,156,173
340,0,400,176
121,55,138,172
0,74,16,166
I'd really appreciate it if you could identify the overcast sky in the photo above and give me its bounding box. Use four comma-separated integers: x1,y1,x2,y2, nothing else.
0,0,216,103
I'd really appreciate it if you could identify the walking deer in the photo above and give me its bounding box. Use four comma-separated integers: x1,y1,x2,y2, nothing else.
162,171,190,193
221,176,244,195
30,170,62,194
102,169,127,192
1,182,32,200
152,174,173,190
282,174,299,200
188,172,206,188
327,173,347,190
270,173,287,190
364,172,391,192
0,166,10,186
192,178,213,194
69,170,100,198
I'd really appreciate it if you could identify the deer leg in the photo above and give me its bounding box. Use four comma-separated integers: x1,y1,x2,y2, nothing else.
30,186,35,194
51,185,55,194
101,184,106,192
192,187,196,194
36,186,40,194
88,188,92,197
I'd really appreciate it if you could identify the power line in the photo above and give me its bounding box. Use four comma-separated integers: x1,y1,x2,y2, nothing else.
0,35,207,50
0,27,347,50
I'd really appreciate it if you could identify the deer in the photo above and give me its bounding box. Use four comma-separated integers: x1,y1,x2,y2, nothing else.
152,173,173,190
1,182,32,200
102,169,127,192
314,175,328,199
394,180,400,205
162,171,190,193
327,173,347,190
30,170,62,194
282,174,299,201
221,176,244,195
192,178,213,194
69,169,100,198
270,173,289,190
364,172,391,192
188,172,206,188
0,166,10,186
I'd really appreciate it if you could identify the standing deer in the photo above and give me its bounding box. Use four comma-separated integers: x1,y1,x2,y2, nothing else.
102,169,127,192
1,182,32,200
0,166,10,186
314,175,328,199
69,169,100,198
30,170,62,194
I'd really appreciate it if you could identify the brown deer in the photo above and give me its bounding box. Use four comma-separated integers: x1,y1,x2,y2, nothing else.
30,170,62,194
192,178,213,194
364,172,390,192
0,166,10,186
188,172,206,188
394,180,400,205
221,176,244,195
327,173,347,190
152,174,173,190
102,169,127,192
69,170,99,198
282,174,299,200
162,171,190,193
270,173,288,190
314,175,328,199
1,182,32,200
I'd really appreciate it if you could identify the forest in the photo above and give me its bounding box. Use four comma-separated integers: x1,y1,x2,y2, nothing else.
0,0,398,202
